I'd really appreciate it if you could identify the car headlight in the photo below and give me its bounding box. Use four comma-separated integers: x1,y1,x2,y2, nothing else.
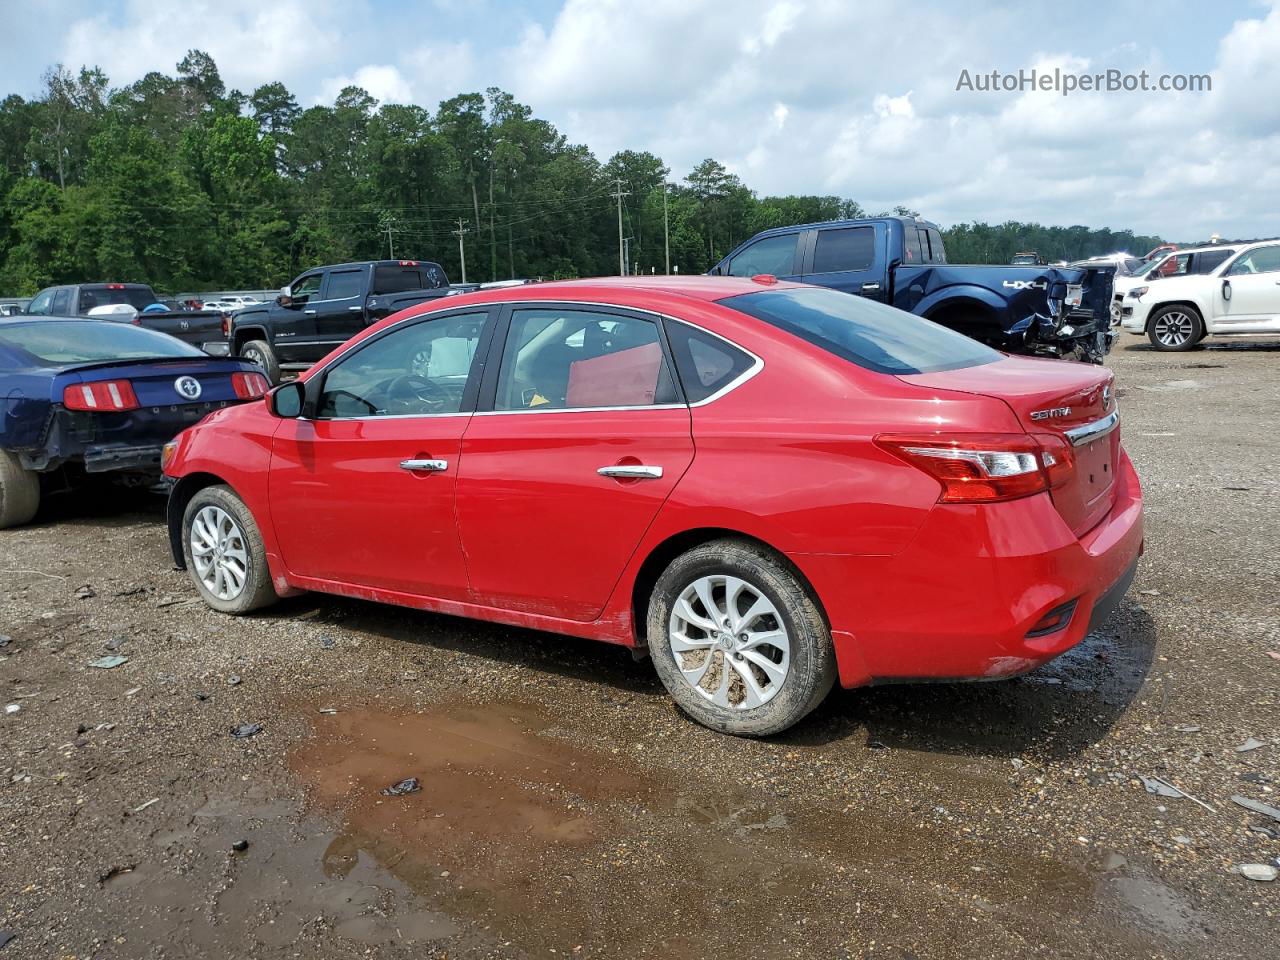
1128,286,1149,299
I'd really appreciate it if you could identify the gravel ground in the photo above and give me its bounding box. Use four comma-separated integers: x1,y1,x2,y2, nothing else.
1,335,1277,959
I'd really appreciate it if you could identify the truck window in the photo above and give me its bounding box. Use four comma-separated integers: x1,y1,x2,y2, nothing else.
727,234,798,277
326,270,363,301
291,274,324,301
903,229,923,263
926,228,946,263
811,227,875,274
78,285,156,312
372,265,426,294
26,290,54,315
51,289,71,315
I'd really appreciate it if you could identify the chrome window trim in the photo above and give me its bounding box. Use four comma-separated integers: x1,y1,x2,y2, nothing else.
305,297,766,417
1064,410,1119,447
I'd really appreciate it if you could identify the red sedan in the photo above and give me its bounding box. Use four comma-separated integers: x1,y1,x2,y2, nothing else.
162,276,1143,736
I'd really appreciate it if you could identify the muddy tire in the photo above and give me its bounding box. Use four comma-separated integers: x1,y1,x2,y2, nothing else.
1147,306,1203,352
0,451,40,529
647,539,836,737
240,340,281,384
181,485,277,614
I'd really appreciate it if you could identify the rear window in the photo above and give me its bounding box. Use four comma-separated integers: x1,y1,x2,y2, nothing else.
0,321,202,364
811,227,874,274
79,286,158,312
720,287,998,375
372,263,447,294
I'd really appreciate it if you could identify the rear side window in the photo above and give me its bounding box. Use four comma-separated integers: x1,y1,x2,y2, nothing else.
903,229,923,263
727,234,798,278
326,270,363,300
721,287,998,375
811,227,874,274
51,289,71,315
373,265,430,294
1227,245,1280,275
665,322,754,403
926,228,946,263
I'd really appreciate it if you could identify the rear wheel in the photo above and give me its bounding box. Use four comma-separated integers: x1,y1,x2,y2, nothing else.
1147,306,1203,351
240,340,281,383
181,485,277,614
0,451,40,529
647,539,836,737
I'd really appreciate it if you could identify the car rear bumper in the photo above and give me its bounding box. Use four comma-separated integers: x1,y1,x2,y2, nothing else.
792,447,1144,688
83,443,164,473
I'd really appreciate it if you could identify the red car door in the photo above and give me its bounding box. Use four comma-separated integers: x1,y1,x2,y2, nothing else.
454,306,694,622
269,309,493,600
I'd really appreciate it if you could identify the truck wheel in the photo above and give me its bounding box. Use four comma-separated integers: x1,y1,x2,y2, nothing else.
240,340,281,383
647,539,837,737
1147,306,1203,351
0,451,41,529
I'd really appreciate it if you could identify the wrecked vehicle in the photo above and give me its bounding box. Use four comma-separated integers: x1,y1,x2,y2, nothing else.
709,216,1117,363
0,318,268,528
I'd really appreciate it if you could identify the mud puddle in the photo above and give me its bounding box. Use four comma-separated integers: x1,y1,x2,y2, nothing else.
285,699,1189,958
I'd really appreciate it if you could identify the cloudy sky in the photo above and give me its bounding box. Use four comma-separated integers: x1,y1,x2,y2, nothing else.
4,0,1279,240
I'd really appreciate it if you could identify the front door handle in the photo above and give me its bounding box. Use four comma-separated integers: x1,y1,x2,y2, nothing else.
400,459,448,472
304,308,317,315
348,305,364,311
597,464,663,479
861,281,882,291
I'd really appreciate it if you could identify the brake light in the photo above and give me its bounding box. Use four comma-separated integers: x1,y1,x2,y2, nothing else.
231,371,270,399
105,283,125,289
63,379,139,412
875,433,1069,503
221,315,230,337
399,260,419,266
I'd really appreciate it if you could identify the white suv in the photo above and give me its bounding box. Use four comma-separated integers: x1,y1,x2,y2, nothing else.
1120,240,1280,350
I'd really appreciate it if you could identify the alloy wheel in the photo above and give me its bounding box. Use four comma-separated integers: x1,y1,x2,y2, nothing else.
1154,311,1194,347
668,574,791,709
190,505,249,601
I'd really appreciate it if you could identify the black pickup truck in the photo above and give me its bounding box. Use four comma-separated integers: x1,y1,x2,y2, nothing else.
23,282,226,354
227,260,453,381
710,216,1116,363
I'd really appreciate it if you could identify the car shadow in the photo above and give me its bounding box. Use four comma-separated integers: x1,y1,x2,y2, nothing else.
261,591,1158,764
1120,339,1280,353
27,481,166,529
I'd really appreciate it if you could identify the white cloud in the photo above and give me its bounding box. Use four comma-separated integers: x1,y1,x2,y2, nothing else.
317,65,413,107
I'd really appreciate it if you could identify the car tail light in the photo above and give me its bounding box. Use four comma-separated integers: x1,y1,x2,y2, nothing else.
63,379,140,412
231,371,270,399
875,433,1069,503
221,315,230,337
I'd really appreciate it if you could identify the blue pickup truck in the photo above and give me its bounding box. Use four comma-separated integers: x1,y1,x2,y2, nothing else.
709,216,1116,363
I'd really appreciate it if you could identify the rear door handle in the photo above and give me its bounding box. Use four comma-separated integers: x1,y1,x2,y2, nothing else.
304,309,317,315
400,459,448,472
348,305,364,311
861,282,881,291
597,465,663,479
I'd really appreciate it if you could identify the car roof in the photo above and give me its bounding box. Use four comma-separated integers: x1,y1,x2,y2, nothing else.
443,274,807,305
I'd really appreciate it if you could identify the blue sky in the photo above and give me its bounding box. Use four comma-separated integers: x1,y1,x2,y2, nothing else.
4,0,1278,241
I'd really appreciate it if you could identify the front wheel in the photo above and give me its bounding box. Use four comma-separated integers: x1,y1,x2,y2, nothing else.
181,485,278,614
1147,306,1203,351
240,340,281,383
647,539,836,737
0,451,40,529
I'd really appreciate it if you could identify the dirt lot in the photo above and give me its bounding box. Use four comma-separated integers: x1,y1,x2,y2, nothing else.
1,336,1277,959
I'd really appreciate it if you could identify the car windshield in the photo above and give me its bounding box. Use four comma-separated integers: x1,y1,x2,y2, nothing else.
78,286,158,312
721,287,999,375
0,321,202,364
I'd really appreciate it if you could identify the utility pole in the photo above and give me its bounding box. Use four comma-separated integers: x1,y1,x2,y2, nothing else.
610,178,630,276
452,218,471,284
663,183,670,275
385,220,395,259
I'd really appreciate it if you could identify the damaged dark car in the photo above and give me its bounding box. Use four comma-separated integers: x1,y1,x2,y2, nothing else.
710,216,1116,363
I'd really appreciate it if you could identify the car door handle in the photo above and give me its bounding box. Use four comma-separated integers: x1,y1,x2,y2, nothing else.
400,459,448,472
597,465,663,479
861,282,881,291
304,308,317,315
348,305,364,311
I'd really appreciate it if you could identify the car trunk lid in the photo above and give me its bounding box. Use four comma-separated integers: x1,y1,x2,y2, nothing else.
897,355,1119,537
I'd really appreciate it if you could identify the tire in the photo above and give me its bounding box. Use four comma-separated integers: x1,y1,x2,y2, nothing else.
240,339,281,384
1147,306,1203,351
0,451,40,529
646,539,837,737
181,485,277,614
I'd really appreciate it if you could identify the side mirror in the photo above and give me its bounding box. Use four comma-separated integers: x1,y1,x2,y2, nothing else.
275,285,293,308
269,381,304,418
1222,278,1232,301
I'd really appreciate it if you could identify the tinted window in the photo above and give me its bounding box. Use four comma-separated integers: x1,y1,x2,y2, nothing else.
721,287,998,375
495,309,676,410
811,227,875,274
372,265,437,294
26,290,54,315
0,321,202,364
78,286,156,312
903,228,923,263
727,234,797,278
1195,250,1233,273
665,323,754,403
1227,246,1280,276
317,312,486,418
326,270,363,300
926,228,946,263
291,274,324,300
51,289,71,315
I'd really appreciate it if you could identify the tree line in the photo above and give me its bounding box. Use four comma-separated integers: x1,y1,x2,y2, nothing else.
0,51,1165,295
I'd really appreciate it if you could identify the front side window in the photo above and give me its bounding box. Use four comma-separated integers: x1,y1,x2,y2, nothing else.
726,234,797,278
326,270,363,301
1227,245,1280,276
495,309,676,411
26,290,54,315
1195,250,1233,273
317,312,487,418
291,274,324,301
665,322,754,403
811,227,875,274
721,287,998,375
